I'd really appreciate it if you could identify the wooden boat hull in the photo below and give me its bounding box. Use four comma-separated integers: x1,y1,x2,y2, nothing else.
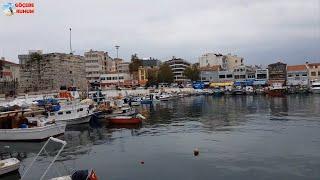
59,115,92,125
0,123,66,141
109,117,142,125
141,100,153,104
267,89,286,97
0,158,20,176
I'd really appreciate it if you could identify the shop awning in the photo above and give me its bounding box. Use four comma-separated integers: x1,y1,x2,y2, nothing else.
210,82,234,87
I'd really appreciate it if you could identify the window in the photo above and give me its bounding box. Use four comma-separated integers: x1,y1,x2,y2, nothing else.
318,71,320,76
101,77,105,80
296,74,299,77
66,111,71,114
107,77,111,80
50,112,55,116
234,75,239,79
288,74,293,77
227,74,233,78
240,75,246,79
302,73,307,76
79,108,83,111
219,75,225,79
311,72,316,76
58,112,63,115
235,60,237,63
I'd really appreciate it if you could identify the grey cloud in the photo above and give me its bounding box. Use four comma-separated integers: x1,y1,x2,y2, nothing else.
0,0,319,65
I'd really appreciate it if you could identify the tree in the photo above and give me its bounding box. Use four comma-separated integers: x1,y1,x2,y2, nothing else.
146,68,159,87
183,65,200,81
158,64,174,83
129,53,142,74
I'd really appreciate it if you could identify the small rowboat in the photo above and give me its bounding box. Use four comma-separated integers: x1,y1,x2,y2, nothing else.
0,158,20,176
109,116,142,125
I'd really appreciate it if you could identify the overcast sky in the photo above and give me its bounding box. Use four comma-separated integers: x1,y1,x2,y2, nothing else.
0,0,319,65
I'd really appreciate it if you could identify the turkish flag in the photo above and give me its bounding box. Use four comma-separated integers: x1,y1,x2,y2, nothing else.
88,170,98,180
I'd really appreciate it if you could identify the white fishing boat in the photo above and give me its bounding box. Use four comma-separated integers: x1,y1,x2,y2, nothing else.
0,158,20,176
45,101,94,125
112,107,137,116
0,111,66,141
245,86,254,95
130,97,141,106
310,81,320,94
158,93,172,101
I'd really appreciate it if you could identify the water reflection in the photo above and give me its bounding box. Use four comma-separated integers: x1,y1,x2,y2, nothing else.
0,95,320,180
269,97,289,120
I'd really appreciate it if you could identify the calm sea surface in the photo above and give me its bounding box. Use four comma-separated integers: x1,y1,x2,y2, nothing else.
1,95,320,180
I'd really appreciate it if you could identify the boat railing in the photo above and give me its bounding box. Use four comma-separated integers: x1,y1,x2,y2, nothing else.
21,137,67,180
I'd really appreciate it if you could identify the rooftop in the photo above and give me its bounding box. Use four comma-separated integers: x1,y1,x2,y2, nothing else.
0,59,19,66
287,65,307,71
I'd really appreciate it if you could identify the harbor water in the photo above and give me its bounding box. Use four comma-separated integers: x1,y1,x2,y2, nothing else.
1,95,320,180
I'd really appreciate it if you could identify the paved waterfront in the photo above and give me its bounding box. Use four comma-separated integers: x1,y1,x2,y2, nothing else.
1,95,320,180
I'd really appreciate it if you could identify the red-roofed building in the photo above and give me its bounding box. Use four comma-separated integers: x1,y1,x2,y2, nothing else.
0,57,20,95
287,64,308,86
0,57,20,82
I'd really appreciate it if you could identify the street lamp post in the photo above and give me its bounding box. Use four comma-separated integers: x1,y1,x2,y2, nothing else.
69,28,73,54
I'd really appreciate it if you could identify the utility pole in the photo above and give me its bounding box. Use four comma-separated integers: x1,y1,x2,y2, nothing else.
69,28,73,54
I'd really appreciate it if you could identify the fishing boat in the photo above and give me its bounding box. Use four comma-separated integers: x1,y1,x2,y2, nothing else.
112,107,137,116
232,86,246,95
21,137,98,180
212,88,223,96
0,111,66,141
267,83,287,97
0,158,20,176
108,114,145,125
140,97,153,105
158,93,171,101
310,81,320,94
130,97,141,106
245,86,255,95
44,101,95,125
109,116,142,125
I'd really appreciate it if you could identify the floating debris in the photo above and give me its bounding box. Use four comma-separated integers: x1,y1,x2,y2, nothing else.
193,148,199,156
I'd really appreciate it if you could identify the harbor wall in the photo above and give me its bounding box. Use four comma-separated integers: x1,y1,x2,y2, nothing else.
100,88,196,98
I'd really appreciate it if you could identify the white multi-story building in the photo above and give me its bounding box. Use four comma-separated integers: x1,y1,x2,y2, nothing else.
233,65,256,81
165,57,191,82
306,62,320,83
99,73,131,89
199,53,244,71
118,62,130,74
287,65,309,86
256,69,268,81
84,50,113,83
